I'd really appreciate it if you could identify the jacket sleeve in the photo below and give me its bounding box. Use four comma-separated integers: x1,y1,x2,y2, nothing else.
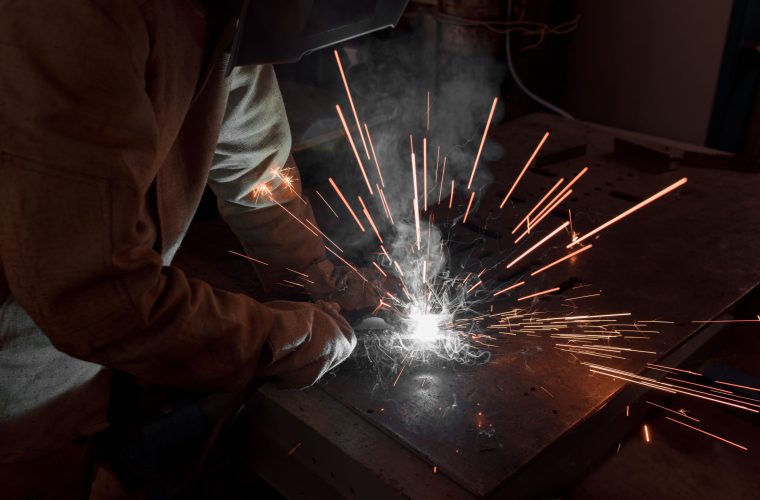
0,1,312,391
208,65,327,291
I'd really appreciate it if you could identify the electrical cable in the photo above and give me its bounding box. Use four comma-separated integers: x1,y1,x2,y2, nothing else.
506,0,574,120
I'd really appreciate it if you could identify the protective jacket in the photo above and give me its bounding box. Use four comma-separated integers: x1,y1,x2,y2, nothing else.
0,0,344,461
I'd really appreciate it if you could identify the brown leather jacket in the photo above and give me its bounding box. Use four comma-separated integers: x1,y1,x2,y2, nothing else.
0,0,336,459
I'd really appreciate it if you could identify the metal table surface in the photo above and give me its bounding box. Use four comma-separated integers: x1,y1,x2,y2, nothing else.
175,113,760,498
308,113,760,497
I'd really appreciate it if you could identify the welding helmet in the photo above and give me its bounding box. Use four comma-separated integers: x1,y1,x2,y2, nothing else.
226,0,409,74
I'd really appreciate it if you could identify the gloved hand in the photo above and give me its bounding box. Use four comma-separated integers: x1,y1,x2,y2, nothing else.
257,300,356,388
301,259,402,313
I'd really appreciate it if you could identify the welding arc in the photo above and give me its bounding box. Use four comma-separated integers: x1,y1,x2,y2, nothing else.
334,50,370,160
507,221,569,269
467,97,499,190
568,177,688,248
499,131,550,208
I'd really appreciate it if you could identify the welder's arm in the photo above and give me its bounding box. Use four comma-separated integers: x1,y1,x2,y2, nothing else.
209,66,394,311
0,2,352,391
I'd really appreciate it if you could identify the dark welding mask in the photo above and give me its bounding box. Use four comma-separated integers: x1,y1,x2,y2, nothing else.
226,0,409,74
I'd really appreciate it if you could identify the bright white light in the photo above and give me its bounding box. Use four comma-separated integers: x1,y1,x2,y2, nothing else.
409,313,445,343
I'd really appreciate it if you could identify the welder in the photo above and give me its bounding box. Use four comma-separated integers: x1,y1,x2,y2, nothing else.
0,0,408,496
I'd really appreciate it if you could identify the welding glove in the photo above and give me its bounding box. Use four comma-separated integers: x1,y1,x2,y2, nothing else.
301,259,402,314
257,300,356,388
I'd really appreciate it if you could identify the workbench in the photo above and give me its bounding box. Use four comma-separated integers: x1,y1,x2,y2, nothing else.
174,113,760,499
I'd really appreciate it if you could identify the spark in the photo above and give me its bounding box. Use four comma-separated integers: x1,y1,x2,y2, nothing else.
513,177,565,234
645,401,700,422
288,442,303,456
438,157,447,205
282,279,305,288
378,186,394,224
328,177,365,231
336,105,373,194
493,281,526,297
499,131,550,208
569,177,688,248
665,417,747,451
435,146,440,182
358,195,383,244
520,188,574,237
463,191,476,223
364,124,385,187
372,261,388,277
325,246,368,283
411,149,422,250
315,189,339,218
507,221,570,269
518,287,560,302
228,250,268,266
530,244,593,276
423,137,428,211
715,381,760,393
334,49,370,159
467,97,498,190
449,179,455,209
643,424,651,443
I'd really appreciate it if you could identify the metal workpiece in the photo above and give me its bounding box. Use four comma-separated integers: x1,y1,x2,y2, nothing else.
176,113,760,499
312,113,760,497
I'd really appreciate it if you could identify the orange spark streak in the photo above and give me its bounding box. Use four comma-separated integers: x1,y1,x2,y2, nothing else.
325,246,368,283
364,124,385,187
288,442,302,456
228,250,268,266
380,245,392,262
545,166,588,213
336,105,373,194
423,137,428,211
438,157,447,205
315,189,339,218
499,131,550,208
493,280,525,297
449,179,455,209
378,186,394,224
422,260,427,282
518,287,560,302
523,188,574,236
285,267,310,278
715,381,760,393
645,401,700,422
328,177,365,231
513,177,565,234
393,261,405,277
507,221,570,269
302,218,344,254
643,424,651,443
358,195,383,244
665,417,747,451
467,97,499,190
411,149,421,249
530,244,593,276
691,319,760,324
282,279,305,288
463,191,476,223
372,261,388,277
435,146,440,182
569,177,688,248
426,91,430,132
466,281,483,294
334,50,370,159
